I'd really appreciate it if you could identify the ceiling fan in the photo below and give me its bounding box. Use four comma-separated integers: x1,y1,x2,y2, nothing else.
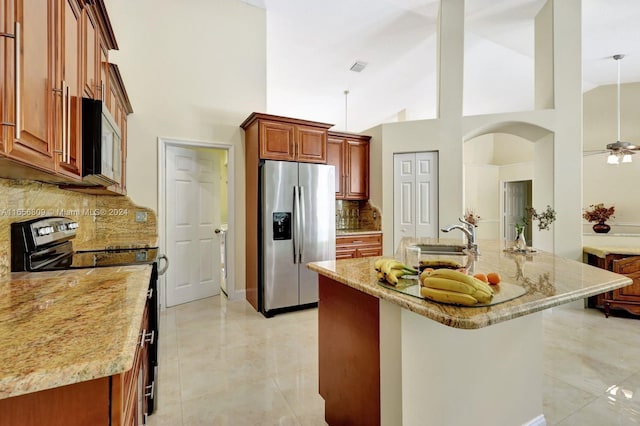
583,54,639,164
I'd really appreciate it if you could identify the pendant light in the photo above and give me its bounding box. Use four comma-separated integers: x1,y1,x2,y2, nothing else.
344,89,350,131
606,54,637,164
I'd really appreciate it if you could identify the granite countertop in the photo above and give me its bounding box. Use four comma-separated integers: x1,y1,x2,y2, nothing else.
307,239,631,330
0,265,151,399
336,229,382,236
583,245,640,258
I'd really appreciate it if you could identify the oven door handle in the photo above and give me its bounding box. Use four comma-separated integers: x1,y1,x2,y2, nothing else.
157,254,169,275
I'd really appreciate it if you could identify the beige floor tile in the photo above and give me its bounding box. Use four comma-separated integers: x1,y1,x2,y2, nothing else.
147,294,640,426
181,378,300,426
543,374,598,424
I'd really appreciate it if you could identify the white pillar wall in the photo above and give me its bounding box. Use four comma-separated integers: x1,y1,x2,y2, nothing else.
374,0,583,260
549,0,583,259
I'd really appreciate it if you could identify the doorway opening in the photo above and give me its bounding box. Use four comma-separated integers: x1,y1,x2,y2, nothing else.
158,137,235,309
503,180,533,243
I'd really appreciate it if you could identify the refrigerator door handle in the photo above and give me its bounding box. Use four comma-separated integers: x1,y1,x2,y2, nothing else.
299,185,305,262
292,185,298,264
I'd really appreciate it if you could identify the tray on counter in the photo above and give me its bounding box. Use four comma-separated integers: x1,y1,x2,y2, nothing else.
377,276,528,307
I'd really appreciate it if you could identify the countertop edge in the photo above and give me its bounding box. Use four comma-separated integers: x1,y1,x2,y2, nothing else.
307,261,632,330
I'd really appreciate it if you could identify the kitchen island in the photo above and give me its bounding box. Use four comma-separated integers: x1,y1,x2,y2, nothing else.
307,239,632,426
0,265,152,425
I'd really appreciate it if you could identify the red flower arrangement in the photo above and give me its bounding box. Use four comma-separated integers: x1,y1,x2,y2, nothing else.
582,203,615,223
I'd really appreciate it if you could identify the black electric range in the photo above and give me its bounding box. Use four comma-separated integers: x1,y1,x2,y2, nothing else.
10,216,164,272
10,216,166,416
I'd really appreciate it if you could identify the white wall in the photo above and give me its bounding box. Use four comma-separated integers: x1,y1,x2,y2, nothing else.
464,163,499,240
375,0,582,259
583,83,640,230
104,0,267,297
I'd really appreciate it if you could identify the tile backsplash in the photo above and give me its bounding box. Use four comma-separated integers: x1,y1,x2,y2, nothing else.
335,199,381,231
0,178,157,278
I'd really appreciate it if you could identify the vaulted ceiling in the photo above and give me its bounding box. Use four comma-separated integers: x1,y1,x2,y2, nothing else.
257,0,640,132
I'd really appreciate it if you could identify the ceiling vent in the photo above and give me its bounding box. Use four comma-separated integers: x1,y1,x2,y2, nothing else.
349,61,368,73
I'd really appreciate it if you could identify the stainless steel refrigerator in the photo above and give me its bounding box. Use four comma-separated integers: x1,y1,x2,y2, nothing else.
260,160,336,316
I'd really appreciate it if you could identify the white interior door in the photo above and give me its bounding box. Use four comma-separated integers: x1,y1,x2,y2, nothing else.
166,145,221,307
393,152,439,252
415,152,439,239
503,180,531,241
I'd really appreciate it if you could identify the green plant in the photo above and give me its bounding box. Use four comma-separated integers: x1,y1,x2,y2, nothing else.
518,205,557,232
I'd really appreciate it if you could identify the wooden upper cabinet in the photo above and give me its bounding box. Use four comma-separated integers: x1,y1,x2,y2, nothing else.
54,0,83,179
327,131,370,200
241,112,332,164
0,0,8,154
3,0,57,173
81,4,99,99
1,0,123,184
296,124,327,163
258,120,295,160
105,62,132,195
0,0,83,180
327,137,344,194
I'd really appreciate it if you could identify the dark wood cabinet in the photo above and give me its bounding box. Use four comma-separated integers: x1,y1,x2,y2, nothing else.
241,112,332,163
336,233,382,259
2,0,58,175
81,4,99,99
54,0,83,179
0,0,128,189
586,251,640,317
318,274,380,425
327,131,370,200
63,15,133,195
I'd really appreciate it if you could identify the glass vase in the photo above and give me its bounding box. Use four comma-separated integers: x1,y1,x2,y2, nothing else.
514,226,527,251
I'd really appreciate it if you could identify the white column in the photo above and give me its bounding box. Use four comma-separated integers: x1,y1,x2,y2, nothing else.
400,310,544,426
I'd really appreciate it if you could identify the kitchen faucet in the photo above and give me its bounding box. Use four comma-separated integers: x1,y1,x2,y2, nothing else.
441,217,478,254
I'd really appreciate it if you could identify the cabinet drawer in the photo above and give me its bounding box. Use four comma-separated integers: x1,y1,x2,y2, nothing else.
336,233,382,259
336,234,382,246
357,247,382,258
336,248,357,259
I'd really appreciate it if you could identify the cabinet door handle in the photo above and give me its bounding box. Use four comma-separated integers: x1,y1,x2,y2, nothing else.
61,80,67,162
15,22,21,139
139,329,155,346
66,84,71,163
145,381,155,399
146,329,155,345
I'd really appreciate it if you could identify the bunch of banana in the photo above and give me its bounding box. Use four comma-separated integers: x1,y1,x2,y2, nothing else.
374,258,418,286
419,259,463,270
419,268,494,306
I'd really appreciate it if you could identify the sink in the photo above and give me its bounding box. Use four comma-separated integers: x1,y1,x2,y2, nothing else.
415,244,467,255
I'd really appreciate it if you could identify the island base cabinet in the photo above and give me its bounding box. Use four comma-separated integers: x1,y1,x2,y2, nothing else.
317,274,547,426
318,275,380,425
0,377,110,426
399,309,545,426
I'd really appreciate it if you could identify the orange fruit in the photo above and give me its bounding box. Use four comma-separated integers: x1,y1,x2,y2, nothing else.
473,273,488,283
487,272,501,285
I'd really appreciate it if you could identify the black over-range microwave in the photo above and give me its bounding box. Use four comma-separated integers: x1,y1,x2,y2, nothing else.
82,98,122,187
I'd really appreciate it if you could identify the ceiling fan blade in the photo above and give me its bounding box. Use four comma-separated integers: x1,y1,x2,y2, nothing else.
583,150,608,156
